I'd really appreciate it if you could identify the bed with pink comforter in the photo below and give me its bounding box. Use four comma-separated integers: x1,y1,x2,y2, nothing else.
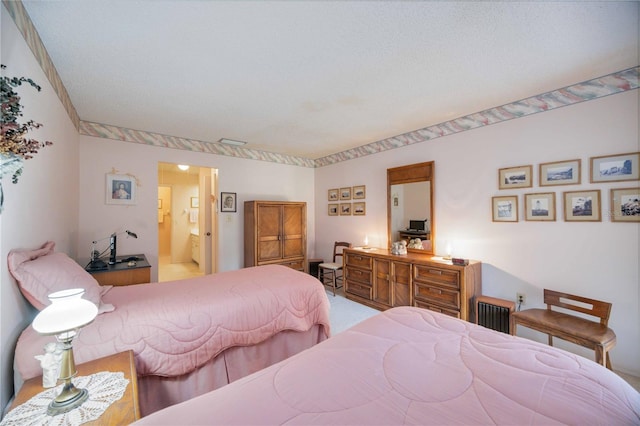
10,244,330,416
135,306,640,425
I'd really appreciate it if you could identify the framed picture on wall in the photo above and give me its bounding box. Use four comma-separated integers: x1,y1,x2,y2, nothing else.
539,159,581,186
353,202,366,216
524,192,555,221
564,190,601,222
328,188,339,201
340,203,351,215
221,192,237,212
498,165,532,190
190,197,199,208
340,187,352,200
610,187,640,222
106,174,136,205
352,185,366,199
590,152,640,183
492,196,518,222
328,203,339,216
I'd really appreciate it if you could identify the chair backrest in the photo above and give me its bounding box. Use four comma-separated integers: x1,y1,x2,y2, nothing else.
332,241,352,263
544,289,612,326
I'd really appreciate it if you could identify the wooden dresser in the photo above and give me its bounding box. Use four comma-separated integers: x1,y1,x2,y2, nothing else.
344,248,481,321
244,201,307,272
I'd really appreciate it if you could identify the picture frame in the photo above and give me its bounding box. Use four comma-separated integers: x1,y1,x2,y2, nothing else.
539,159,581,186
564,190,601,222
106,174,136,205
524,192,556,221
352,185,366,199
328,188,339,201
610,187,640,222
590,152,640,183
340,203,352,215
220,192,237,212
328,203,339,216
340,187,352,200
492,196,518,222
158,199,162,209
498,165,532,190
353,202,366,216
190,197,199,208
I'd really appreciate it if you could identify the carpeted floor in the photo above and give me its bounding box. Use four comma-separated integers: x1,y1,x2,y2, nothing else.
325,289,379,335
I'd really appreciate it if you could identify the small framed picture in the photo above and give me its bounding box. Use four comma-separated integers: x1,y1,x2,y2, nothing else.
340,187,352,200
158,199,162,209
590,152,640,183
328,188,339,201
106,174,136,205
610,187,640,222
340,203,352,215
220,192,237,212
190,197,199,208
353,202,366,216
492,196,518,222
498,165,532,190
328,203,339,216
564,190,601,222
352,185,366,199
524,192,556,221
539,159,581,186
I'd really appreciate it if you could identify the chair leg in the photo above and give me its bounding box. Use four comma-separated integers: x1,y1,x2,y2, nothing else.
331,271,336,296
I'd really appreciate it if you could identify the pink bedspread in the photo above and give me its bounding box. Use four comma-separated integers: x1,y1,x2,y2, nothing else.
135,306,640,425
15,265,330,381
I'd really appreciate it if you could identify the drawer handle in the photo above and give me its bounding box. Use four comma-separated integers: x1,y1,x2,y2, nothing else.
429,270,442,275
354,256,363,260
429,288,442,295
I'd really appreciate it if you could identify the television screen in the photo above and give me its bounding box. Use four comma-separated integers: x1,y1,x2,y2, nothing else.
409,220,426,231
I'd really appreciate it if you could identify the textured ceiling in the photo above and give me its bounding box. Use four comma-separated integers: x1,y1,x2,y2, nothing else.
19,1,640,159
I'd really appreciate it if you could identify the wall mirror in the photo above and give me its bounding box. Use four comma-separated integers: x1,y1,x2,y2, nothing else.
387,161,435,254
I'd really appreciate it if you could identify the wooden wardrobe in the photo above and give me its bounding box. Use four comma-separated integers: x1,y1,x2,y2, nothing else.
244,201,307,272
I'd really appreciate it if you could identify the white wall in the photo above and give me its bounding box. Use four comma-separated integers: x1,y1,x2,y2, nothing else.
315,89,639,376
1,9,80,411
78,136,316,278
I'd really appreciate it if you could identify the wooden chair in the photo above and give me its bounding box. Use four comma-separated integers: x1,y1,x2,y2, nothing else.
510,289,616,369
318,242,351,296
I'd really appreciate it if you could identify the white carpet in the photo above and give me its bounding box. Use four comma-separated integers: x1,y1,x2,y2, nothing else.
326,291,380,335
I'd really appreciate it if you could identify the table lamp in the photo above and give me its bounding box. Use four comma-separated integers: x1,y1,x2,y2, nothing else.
32,288,98,416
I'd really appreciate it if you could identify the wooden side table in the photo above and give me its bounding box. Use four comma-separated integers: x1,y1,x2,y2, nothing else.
9,350,140,424
83,254,151,286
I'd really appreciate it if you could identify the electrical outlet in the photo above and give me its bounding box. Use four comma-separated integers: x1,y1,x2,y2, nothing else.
516,292,526,305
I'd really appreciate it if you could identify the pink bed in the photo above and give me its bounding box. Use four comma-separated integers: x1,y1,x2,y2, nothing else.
135,306,640,425
9,243,331,416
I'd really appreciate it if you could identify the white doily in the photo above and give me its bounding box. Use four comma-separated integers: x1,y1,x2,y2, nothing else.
1,372,129,426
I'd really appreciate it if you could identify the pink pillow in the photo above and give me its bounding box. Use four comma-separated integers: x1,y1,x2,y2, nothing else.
8,241,114,314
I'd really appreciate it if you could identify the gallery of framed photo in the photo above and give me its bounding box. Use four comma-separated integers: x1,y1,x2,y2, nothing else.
220,192,237,212
498,165,532,190
328,203,339,216
492,196,518,222
524,192,556,221
328,188,339,201
352,185,366,199
610,187,640,223
340,187,352,200
190,197,199,208
539,159,581,186
106,174,136,205
590,152,640,183
353,202,366,216
564,190,601,222
340,203,351,216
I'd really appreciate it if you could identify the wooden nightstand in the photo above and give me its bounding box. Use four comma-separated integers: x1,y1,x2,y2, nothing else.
84,254,151,286
9,350,140,424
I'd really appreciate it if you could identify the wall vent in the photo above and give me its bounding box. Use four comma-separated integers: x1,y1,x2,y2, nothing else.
476,296,515,334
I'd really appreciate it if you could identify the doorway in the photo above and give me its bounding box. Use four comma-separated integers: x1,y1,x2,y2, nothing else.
157,162,218,282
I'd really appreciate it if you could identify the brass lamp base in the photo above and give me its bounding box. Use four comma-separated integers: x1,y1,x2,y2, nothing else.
47,386,89,416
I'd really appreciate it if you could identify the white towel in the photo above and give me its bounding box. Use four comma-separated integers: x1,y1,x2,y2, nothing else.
189,208,198,223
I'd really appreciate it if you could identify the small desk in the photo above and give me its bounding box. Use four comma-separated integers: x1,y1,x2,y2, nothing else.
9,350,140,424
83,254,151,286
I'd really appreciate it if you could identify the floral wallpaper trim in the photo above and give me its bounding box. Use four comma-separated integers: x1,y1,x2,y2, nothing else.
2,0,80,130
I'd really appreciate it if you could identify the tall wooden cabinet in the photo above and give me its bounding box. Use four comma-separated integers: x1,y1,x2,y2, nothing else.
244,201,307,272
344,248,481,321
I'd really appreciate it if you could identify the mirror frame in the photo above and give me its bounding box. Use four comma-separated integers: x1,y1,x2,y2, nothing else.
387,161,435,255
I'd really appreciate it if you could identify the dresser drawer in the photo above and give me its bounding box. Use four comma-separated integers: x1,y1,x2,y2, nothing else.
345,253,372,270
345,266,372,284
414,282,460,311
413,265,460,289
413,300,461,319
346,281,373,300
